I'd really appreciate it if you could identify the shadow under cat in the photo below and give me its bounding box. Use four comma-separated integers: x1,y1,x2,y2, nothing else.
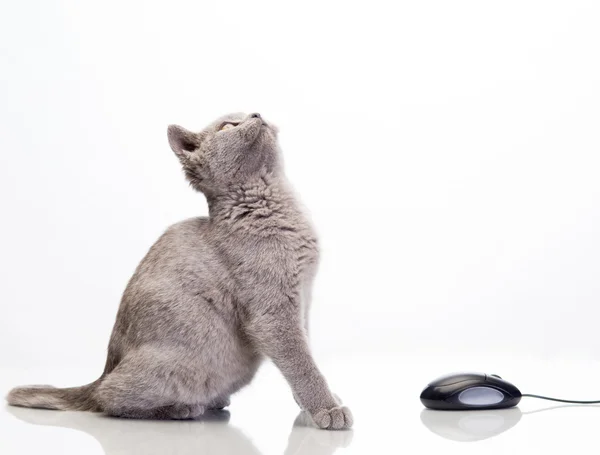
7,406,353,455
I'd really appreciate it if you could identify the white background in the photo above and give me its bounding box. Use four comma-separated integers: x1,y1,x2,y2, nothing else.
2,2,600,454
1,0,600,421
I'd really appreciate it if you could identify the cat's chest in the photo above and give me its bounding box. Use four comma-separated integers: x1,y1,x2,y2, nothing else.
228,227,319,285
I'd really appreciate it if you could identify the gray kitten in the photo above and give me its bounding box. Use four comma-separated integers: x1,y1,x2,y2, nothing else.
7,112,353,430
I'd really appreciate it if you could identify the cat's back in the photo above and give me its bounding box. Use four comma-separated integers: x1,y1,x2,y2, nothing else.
142,217,215,268
125,217,229,297
108,216,252,366
113,217,235,346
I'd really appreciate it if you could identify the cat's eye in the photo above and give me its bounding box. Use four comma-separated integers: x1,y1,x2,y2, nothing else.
219,122,238,131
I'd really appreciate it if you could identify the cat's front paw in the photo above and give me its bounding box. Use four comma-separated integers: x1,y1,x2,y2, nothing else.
311,406,353,430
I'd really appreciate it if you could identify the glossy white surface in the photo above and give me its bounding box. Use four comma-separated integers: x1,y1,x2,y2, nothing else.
4,356,600,454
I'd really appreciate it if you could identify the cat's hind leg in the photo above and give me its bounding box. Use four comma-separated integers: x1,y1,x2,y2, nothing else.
150,403,207,420
104,402,207,420
208,396,230,410
93,347,216,420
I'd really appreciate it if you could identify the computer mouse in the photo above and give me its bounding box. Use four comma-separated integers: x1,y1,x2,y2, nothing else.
420,372,522,410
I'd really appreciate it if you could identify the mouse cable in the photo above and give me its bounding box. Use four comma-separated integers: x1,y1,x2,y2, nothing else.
522,394,600,404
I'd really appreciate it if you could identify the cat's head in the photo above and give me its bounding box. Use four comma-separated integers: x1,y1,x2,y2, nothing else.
167,112,280,196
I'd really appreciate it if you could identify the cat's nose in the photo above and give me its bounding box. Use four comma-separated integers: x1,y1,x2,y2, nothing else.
249,113,261,119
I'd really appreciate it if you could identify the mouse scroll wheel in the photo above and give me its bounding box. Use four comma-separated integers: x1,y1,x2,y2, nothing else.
490,374,502,379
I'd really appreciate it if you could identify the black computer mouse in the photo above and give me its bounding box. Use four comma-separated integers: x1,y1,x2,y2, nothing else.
420,372,522,410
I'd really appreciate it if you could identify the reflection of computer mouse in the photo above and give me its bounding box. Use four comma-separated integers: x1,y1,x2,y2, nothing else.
420,373,522,410
420,407,522,442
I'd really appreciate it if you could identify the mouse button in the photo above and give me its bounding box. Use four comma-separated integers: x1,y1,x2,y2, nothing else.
485,375,521,397
458,387,505,406
429,372,486,387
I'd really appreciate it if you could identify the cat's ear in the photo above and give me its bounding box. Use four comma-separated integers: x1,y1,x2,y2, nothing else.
167,125,202,160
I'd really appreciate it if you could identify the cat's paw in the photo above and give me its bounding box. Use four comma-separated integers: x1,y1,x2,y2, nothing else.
209,396,230,410
311,406,353,430
295,394,342,410
166,403,206,420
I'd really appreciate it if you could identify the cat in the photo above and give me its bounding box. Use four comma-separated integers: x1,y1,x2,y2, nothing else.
7,112,353,430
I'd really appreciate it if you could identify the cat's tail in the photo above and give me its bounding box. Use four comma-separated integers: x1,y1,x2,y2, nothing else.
6,379,102,411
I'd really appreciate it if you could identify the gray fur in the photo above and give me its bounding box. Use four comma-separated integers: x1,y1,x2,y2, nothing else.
6,112,352,430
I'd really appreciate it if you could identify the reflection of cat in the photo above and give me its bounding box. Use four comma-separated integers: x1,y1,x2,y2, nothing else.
8,407,352,455
285,412,354,455
7,112,351,429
